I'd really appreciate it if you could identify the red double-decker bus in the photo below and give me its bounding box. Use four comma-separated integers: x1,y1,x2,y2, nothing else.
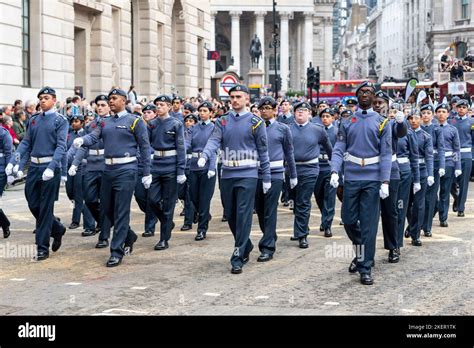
309,79,376,104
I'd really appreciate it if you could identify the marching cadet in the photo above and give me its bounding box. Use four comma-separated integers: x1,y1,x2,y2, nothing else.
169,96,184,123
338,109,353,127
135,104,158,237
0,124,13,238
373,90,407,263
277,99,294,124
6,87,68,261
317,100,330,114
255,96,297,261
329,81,392,285
449,96,460,120
421,104,445,237
449,99,473,217
197,84,271,274
290,101,332,248
406,113,434,246
182,103,196,119
345,98,358,114
148,95,186,250
437,104,462,228
314,108,337,238
73,88,151,267
187,101,217,241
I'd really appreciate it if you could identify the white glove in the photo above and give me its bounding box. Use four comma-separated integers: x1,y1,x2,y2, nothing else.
42,168,54,181
395,111,405,123
12,164,19,175
7,175,15,185
330,173,339,189
262,181,271,194
413,182,421,194
16,170,23,180
177,174,187,184
290,177,298,189
207,170,215,179
5,163,14,176
455,170,462,177
197,157,206,168
427,176,434,187
73,137,84,149
60,176,67,187
68,164,77,177
142,175,152,189
379,183,389,199
438,168,445,177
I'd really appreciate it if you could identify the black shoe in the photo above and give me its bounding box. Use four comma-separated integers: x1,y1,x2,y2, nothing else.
33,251,49,261
243,244,254,264
95,239,109,248
171,222,176,230
339,221,344,226
81,229,97,237
154,240,169,250
299,237,309,249
360,273,374,285
404,227,410,238
52,225,66,252
457,211,464,217
221,216,228,222
33,229,36,234
452,199,458,212
283,202,289,207
68,222,80,229
290,236,299,241
3,227,10,239
349,257,357,273
180,224,192,231
257,253,273,262
231,265,242,274
324,228,332,238
180,210,185,216
124,233,138,255
195,232,206,241
388,249,400,263
319,224,324,232
142,231,154,237
411,239,422,246
424,230,432,237
440,221,448,227
106,256,122,267
95,227,101,234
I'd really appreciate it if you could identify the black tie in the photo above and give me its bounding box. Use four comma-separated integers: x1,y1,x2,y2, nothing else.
202,122,206,126
265,120,271,127
283,115,287,119
299,124,303,128
362,111,367,115
325,126,328,131
235,114,239,118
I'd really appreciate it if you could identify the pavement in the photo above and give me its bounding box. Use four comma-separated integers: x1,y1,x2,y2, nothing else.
0,181,472,315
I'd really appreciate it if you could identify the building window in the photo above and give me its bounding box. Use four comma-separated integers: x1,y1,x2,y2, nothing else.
198,9,204,28
461,0,469,19
22,0,30,87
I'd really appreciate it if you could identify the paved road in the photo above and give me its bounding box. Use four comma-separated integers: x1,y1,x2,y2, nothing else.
0,181,472,315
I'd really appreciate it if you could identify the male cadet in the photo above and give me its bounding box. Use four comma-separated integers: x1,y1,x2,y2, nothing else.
255,96,297,261
449,99,473,217
317,100,330,114
135,104,158,238
290,101,332,248
406,113,434,246
437,104,462,227
148,95,186,251
0,122,13,238
73,88,151,267
6,87,68,260
314,108,337,238
276,99,294,207
197,84,271,274
421,104,445,237
346,98,358,114
329,81,392,285
449,96,460,120
372,90,408,263
169,96,184,123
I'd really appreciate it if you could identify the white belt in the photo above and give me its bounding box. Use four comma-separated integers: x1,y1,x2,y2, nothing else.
31,156,53,164
222,159,258,167
0,153,4,158
344,153,379,166
319,154,329,161
392,154,397,162
82,159,87,164
433,149,438,154
192,152,203,158
418,158,425,164
186,154,192,159
295,158,319,165
105,156,137,165
150,154,154,159
397,157,409,164
460,147,472,153
89,149,104,156
154,149,177,157
445,151,453,157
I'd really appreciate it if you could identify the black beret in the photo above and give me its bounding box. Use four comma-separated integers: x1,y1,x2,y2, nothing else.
375,90,390,102
172,96,183,103
37,86,56,98
355,81,376,96
435,103,449,112
317,100,329,106
183,103,195,112
346,99,358,106
198,101,214,110
154,95,172,104
108,88,127,98
280,99,291,104
228,84,249,94
456,99,469,107
420,104,434,112
143,104,156,112
340,110,353,118
94,94,108,104
183,114,198,123
293,101,311,111
70,114,84,121
258,96,277,109
450,96,460,104
319,108,333,116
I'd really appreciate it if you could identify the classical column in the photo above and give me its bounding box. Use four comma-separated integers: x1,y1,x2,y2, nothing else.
280,12,290,92
254,11,266,71
304,11,313,72
210,11,217,76
230,11,242,74
323,17,333,81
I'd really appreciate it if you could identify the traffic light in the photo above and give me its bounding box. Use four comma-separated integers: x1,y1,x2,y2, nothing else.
314,68,320,89
307,66,315,88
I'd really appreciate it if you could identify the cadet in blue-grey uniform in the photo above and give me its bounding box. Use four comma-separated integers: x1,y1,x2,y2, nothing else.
313,108,337,238
0,126,13,238
6,87,68,261
449,99,473,217
198,84,271,274
73,88,151,267
290,101,332,248
276,99,294,207
255,96,297,261
187,101,217,241
148,95,186,251
420,104,445,237
449,96,460,120
406,113,434,246
372,90,408,263
345,98,358,114
169,96,184,124
329,81,392,285
436,104,462,227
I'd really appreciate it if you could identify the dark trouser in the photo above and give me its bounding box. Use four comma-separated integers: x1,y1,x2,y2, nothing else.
342,180,380,275
314,170,336,230
396,170,412,248
134,172,158,234
83,170,111,240
293,175,317,239
101,169,137,258
0,172,10,231
217,162,226,218
408,176,428,240
189,170,216,234
66,169,95,230
221,178,257,268
148,172,178,242
25,165,65,254
423,164,440,233
456,158,472,212
380,179,400,250
178,169,195,226
255,178,283,255
439,166,455,222
280,173,290,203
